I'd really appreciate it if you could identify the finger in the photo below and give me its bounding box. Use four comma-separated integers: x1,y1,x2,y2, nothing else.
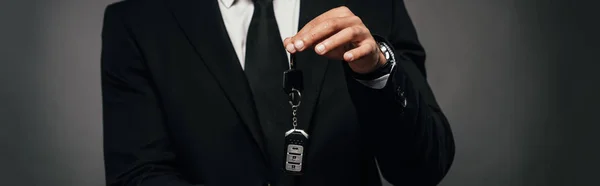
292,16,362,52
343,41,378,63
283,37,296,53
295,6,353,39
286,6,354,52
321,45,347,60
314,25,368,55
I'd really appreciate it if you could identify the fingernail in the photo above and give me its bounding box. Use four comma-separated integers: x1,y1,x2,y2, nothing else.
344,52,354,61
316,44,325,54
286,44,296,53
294,40,304,50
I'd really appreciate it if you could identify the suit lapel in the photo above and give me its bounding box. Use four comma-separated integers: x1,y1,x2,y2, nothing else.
295,0,346,133
165,0,268,164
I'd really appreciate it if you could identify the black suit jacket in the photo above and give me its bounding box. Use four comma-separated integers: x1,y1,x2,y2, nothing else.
101,0,454,186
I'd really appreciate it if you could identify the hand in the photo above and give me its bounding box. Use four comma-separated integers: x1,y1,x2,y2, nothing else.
283,6,386,74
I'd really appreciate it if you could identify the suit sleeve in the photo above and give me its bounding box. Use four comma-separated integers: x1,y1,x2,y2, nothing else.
345,1,455,185
101,4,199,186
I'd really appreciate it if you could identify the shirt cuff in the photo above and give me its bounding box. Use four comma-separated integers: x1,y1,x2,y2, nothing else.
354,62,396,89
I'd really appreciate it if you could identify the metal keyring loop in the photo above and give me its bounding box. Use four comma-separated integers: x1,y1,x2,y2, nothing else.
288,89,302,107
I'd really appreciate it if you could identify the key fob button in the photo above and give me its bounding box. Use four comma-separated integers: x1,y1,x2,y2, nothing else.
287,154,303,163
286,163,302,172
287,144,304,154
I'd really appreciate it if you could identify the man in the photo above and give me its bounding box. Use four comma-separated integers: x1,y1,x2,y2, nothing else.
101,0,454,185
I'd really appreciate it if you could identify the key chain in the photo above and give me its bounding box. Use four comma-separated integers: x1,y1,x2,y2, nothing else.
282,54,308,175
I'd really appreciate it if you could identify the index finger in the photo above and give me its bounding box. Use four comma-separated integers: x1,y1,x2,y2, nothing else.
284,6,353,48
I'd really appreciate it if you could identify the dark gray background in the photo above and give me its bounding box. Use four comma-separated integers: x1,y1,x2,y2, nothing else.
1,0,598,185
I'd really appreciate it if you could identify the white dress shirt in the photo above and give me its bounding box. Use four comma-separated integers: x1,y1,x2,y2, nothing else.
218,0,389,89
218,0,299,69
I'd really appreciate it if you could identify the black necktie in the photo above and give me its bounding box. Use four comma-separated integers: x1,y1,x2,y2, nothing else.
244,0,293,183
245,0,289,80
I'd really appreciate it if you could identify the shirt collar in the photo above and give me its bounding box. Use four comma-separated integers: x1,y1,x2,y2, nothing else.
219,0,236,8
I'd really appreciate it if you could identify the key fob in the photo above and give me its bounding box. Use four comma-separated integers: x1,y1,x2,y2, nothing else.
284,129,309,175
283,69,304,93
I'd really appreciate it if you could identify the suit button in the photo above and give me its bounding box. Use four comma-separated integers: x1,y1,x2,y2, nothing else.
396,87,407,108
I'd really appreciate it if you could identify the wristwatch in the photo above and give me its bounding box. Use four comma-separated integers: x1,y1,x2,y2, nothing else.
351,35,396,81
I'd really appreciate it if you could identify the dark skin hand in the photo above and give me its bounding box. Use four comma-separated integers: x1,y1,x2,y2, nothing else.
283,6,387,74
